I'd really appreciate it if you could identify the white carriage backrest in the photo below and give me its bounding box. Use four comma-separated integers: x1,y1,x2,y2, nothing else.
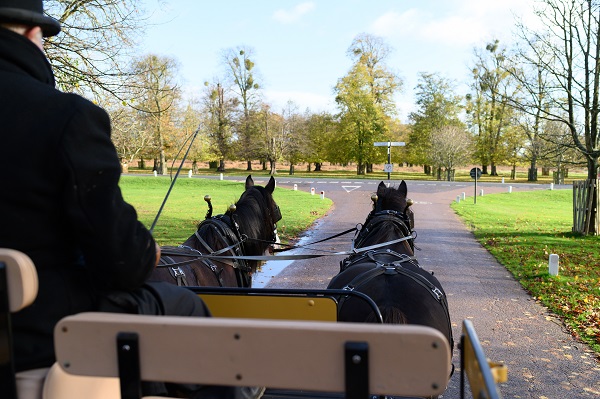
54,313,452,398
0,248,38,312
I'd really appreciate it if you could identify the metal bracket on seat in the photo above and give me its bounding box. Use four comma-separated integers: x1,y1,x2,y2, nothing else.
117,332,142,399
0,262,18,399
345,341,369,399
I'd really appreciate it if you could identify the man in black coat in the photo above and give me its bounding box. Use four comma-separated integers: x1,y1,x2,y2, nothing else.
0,2,251,397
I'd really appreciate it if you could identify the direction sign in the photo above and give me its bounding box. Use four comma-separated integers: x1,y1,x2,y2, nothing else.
383,164,393,173
374,141,406,147
470,167,482,179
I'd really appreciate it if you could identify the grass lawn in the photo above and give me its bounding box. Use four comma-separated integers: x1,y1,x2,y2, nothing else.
119,175,332,246
451,190,600,354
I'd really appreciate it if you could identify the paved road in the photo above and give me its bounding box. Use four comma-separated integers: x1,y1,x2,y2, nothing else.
253,178,600,399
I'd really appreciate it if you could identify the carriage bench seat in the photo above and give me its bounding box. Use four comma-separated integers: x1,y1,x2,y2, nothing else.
53,313,451,399
0,248,46,399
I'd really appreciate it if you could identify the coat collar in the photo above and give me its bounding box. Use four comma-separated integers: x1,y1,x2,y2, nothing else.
0,27,55,86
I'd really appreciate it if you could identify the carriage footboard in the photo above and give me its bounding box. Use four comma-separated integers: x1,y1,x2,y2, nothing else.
54,313,451,399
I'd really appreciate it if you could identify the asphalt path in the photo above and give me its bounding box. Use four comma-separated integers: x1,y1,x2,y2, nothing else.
245,177,600,399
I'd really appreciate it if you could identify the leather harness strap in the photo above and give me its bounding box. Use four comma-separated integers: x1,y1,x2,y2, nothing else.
158,255,190,287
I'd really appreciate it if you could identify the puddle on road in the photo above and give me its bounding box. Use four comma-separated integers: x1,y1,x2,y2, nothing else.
251,227,321,288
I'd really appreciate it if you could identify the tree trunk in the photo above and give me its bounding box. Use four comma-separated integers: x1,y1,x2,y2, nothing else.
270,160,277,175
490,163,498,176
192,160,198,174
584,158,599,235
289,164,294,175
367,163,373,173
482,164,488,175
246,160,252,171
159,150,168,175
356,162,366,175
542,167,550,176
217,159,225,172
314,162,321,171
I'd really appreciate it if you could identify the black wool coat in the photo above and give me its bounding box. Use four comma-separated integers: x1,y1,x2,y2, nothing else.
0,28,156,371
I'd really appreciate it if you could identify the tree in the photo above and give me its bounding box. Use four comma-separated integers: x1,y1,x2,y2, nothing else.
107,102,153,170
467,40,519,176
514,0,600,234
45,0,146,100
280,102,307,175
223,46,262,170
254,104,283,175
202,79,236,172
334,33,402,175
505,38,556,181
429,126,473,181
408,72,464,173
130,54,180,175
305,112,338,171
179,100,208,174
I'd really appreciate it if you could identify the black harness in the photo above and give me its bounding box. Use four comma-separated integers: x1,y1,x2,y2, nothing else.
159,214,253,288
339,249,454,353
351,208,416,256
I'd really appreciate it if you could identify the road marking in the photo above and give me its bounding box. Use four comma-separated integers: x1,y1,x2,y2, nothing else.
342,186,361,193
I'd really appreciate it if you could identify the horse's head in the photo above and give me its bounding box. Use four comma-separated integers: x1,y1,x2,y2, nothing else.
372,180,414,230
354,180,415,254
229,175,281,265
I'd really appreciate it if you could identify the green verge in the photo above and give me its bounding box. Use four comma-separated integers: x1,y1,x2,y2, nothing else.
451,190,600,354
119,175,332,247
126,166,589,185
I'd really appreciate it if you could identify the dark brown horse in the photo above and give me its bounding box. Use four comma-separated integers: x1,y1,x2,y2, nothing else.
149,175,281,288
327,180,454,353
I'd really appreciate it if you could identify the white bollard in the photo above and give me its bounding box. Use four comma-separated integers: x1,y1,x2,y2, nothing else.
508,186,512,193
479,189,484,196
311,187,315,195
549,254,560,276
188,170,192,178
456,195,461,203
320,191,325,199
219,173,223,181
153,170,157,177
294,184,297,191
550,183,554,190
461,192,466,200
502,177,505,184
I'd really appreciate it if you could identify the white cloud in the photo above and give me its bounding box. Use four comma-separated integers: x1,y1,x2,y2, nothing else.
370,0,538,47
273,2,316,24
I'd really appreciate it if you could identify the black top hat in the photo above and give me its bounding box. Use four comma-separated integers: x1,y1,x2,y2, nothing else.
0,0,61,37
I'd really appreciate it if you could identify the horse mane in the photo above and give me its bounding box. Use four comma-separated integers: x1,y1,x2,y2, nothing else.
360,219,410,248
228,186,275,257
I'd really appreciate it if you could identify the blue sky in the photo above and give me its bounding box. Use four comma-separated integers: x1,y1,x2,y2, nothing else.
139,0,537,121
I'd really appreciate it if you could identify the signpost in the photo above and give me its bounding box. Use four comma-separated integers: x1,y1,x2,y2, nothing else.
374,141,405,180
470,167,482,204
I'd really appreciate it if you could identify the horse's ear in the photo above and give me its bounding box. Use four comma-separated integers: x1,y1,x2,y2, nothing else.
245,175,254,190
266,176,275,193
397,180,408,197
377,181,386,195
